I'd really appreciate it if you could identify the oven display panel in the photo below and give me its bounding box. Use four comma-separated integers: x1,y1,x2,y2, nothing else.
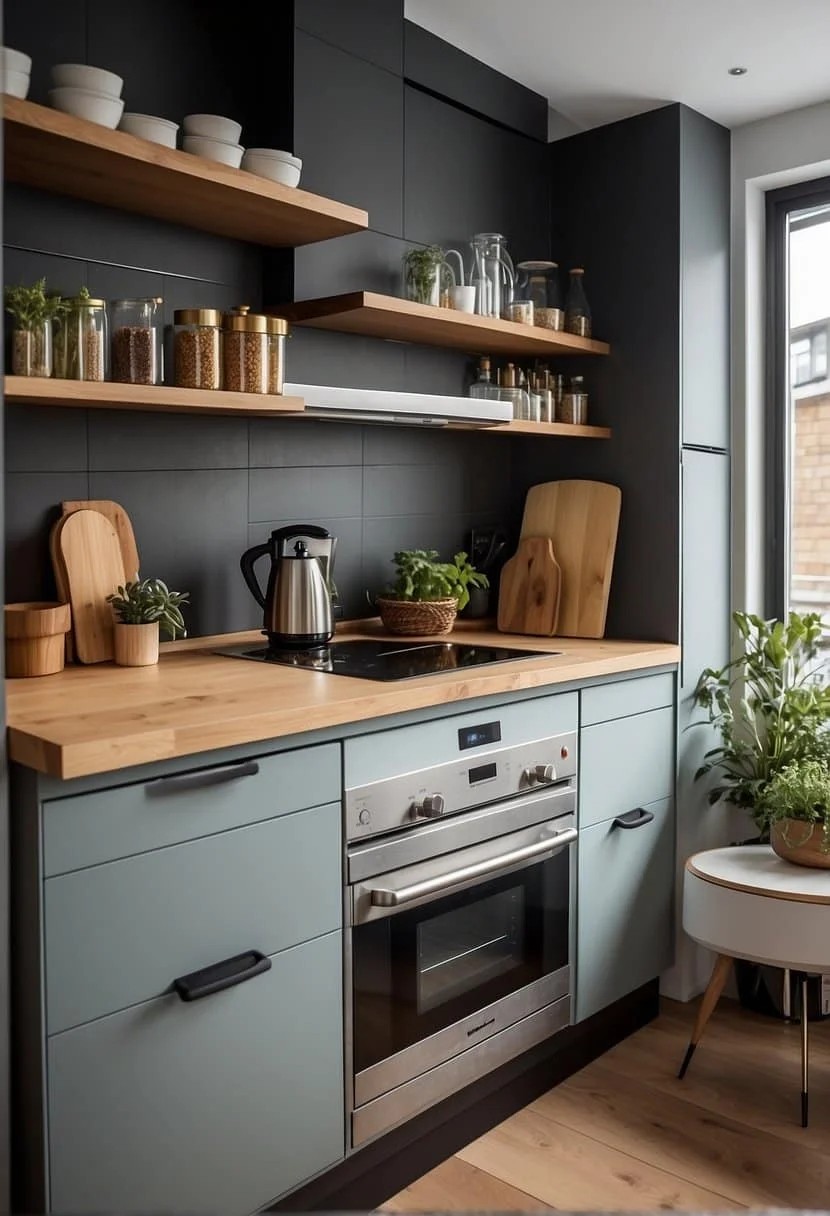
458,721,501,751
468,761,498,785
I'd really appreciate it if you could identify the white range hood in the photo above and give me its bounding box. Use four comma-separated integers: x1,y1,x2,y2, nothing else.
284,382,511,427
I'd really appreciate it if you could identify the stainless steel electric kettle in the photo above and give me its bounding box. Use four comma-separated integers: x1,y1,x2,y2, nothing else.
240,525,335,648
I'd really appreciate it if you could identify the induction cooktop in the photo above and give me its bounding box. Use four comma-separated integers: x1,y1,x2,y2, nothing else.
216,638,556,681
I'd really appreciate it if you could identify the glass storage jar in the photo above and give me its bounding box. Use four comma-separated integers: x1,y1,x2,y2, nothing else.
266,315,289,395
111,297,163,385
223,306,269,394
515,261,562,330
564,268,592,338
173,309,223,390
559,374,589,424
11,319,53,378
55,294,107,381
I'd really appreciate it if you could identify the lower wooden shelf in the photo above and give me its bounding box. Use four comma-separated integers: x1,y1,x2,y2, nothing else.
3,376,306,417
482,419,611,438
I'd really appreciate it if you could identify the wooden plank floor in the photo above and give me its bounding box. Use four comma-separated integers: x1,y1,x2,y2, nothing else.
381,997,830,1211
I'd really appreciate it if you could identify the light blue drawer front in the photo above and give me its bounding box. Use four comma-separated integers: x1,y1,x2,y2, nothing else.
44,802,341,1035
345,693,578,787
581,672,675,726
579,706,674,829
42,742,341,875
576,797,674,1022
48,930,345,1215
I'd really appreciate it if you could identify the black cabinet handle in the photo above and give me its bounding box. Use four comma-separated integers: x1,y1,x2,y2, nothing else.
146,760,260,798
173,950,271,1002
613,807,655,830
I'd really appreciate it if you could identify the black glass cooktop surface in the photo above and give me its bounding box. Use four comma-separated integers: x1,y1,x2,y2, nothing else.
217,638,555,681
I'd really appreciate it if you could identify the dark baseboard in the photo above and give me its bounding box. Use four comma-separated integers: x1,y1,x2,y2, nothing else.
275,979,660,1212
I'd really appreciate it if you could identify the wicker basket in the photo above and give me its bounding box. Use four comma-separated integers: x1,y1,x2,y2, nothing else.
377,596,458,637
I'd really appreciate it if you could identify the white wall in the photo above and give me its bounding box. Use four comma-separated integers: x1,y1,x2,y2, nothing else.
731,101,830,618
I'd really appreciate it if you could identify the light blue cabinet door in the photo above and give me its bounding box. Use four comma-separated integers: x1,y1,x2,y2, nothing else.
48,931,345,1215
579,707,675,829
576,797,674,1022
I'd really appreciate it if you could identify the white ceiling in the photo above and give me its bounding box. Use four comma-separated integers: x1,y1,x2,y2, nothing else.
404,0,830,131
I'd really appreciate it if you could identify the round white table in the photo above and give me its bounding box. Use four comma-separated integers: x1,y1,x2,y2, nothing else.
680,845,830,1126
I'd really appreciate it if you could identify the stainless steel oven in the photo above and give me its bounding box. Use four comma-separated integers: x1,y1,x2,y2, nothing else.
344,708,577,1147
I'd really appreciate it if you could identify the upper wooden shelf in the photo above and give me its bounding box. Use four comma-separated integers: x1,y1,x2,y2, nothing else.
276,292,611,357
2,96,368,248
4,376,306,417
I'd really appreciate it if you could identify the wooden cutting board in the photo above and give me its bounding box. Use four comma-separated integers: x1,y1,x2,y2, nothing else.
49,515,75,663
497,537,561,636
62,499,140,582
58,510,126,663
520,479,621,638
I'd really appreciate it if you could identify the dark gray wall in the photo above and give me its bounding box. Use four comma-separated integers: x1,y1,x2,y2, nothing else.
3,0,550,635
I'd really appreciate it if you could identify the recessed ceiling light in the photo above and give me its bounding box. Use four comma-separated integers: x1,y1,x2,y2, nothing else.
728,66,748,76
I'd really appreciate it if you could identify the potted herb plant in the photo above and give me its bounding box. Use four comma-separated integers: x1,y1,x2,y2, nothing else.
5,278,68,377
759,755,830,869
107,578,190,667
377,550,488,636
402,246,453,307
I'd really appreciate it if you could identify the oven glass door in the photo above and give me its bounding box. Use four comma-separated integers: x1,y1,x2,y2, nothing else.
352,848,569,1075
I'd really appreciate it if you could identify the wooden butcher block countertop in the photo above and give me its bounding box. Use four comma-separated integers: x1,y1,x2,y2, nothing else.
6,620,680,780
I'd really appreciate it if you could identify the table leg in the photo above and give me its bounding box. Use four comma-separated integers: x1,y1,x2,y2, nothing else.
678,953,733,1079
801,974,809,1128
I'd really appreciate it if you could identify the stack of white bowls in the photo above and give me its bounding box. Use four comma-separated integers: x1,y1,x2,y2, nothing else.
119,113,179,149
182,115,244,168
1,47,32,99
242,148,303,188
49,64,124,128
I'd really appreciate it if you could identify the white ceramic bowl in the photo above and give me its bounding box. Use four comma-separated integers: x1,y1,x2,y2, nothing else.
3,68,30,99
182,113,242,144
119,112,179,148
244,147,302,169
51,63,123,98
183,134,244,168
1,47,32,76
48,86,124,128
241,151,301,187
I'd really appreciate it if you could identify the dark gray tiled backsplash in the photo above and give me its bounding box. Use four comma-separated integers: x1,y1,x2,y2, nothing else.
88,411,249,473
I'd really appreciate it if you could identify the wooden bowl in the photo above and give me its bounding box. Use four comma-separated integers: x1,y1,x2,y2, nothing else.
771,820,830,869
5,601,71,677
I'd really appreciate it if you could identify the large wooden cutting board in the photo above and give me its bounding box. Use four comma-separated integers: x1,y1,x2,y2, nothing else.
49,514,74,663
62,499,140,582
520,479,621,638
59,510,126,663
497,537,561,636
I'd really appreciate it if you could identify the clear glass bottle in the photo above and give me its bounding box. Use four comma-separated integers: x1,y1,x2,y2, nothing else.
266,315,289,395
173,309,223,390
499,363,530,420
565,268,592,338
223,306,269,394
468,356,501,400
11,319,53,378
515,261,563,330
55,294,107,381
111,297,163,385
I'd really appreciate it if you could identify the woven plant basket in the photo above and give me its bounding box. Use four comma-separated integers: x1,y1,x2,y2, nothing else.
377,596,458,637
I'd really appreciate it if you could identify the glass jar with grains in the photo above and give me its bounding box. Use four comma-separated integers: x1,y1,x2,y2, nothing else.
266,315,289,395
223,306,269,394
111,297,163,385
55,292,107,381
174,309,223,390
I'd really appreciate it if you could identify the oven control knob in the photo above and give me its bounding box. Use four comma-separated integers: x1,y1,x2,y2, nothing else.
358,809,371,826
413,793,446,818
524,764,557,785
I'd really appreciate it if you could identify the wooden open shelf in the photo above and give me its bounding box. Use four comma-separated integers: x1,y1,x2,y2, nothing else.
3,96,368,248
482,419,611,439
4,377,306,417
276,292,611,357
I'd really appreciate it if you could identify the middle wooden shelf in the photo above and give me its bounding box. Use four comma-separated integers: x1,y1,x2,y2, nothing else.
275,292,611,358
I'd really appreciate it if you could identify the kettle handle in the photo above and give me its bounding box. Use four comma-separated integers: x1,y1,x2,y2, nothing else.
240,543,271,609
270,524,331,548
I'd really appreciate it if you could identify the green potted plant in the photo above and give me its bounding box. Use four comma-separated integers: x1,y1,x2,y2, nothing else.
5,278,68,377
694,610,830,827
758,755,830,869
377,549,489,636
107,578,190,667
402,246,453,307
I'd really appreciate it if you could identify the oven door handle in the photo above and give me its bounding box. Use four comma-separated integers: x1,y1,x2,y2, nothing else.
369,827,578,908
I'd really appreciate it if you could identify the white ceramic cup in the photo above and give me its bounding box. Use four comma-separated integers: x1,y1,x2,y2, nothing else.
450,285,477,313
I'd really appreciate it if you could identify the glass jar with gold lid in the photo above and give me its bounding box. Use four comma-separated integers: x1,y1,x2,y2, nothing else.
55,291,107,381
174,308,223,390
223,306,269,394
265,315,289,396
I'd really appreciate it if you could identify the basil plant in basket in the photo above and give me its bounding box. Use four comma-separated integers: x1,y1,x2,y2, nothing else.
377,549,488,638
107,578,190,668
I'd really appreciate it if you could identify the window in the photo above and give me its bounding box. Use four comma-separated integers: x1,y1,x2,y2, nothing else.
766,179,830,627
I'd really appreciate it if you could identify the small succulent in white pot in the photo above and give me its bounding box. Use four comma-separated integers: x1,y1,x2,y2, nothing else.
107,578,189,667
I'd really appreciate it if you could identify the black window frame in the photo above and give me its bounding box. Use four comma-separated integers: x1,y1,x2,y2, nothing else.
765,175,830,620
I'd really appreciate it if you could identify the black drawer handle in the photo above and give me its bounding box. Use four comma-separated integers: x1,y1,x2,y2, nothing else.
173,950,271,1002
146,759,260,798
613,807,655,830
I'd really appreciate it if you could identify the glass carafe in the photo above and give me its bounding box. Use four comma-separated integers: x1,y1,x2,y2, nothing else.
470,233,514,319
402,246,455,307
